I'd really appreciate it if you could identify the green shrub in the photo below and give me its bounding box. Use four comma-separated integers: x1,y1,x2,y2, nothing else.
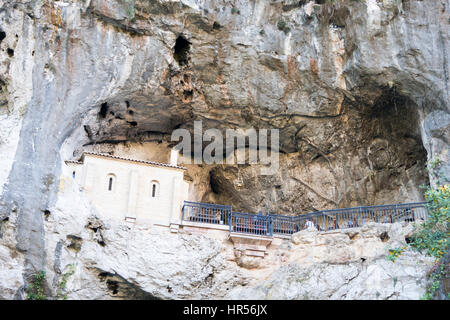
409,185,449,259
56,264,76,300
123,0,135,21
385,246,407,262
409,184,449,299
420,262,447,300
277,20,291,34
26,271,46,300
277,20,286,31
384,182,449,299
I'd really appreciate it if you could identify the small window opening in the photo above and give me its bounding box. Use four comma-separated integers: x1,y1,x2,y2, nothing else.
72,171,76,179
151,180,159,198
107,174,116,192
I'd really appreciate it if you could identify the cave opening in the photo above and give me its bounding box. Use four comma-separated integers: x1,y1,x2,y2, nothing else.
106,280,119,295
173,36,191,66
0,31,5,43
99,102,109,118
97,271,161,300
61,75,430,217
369,87,410,118
43,210,51,221
209,170,221,194
7,48,14,57
345,85,430,206
183,89,193,101
67,234,82,252
379,232,390,242
98,239,106,247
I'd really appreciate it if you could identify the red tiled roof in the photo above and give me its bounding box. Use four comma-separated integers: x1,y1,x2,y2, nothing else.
64,160,82,165
65,152,186,170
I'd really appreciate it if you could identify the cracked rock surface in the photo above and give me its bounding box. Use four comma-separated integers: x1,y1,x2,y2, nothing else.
0,0,448,299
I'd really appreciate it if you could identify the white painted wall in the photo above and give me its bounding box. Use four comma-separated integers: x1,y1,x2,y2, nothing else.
63,154,189,225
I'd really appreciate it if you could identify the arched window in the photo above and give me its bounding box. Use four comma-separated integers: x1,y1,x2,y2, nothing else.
151,180,159,198
107,174,116,192
72,171,76,179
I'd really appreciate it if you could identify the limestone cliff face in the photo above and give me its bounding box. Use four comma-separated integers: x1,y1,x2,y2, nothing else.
0,0,448,299
0,182,437,300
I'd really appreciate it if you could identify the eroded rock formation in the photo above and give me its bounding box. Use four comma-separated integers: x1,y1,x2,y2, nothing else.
0,182,435,300
0,0,448,299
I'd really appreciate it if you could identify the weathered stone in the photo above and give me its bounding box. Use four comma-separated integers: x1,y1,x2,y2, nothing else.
0,0,448,299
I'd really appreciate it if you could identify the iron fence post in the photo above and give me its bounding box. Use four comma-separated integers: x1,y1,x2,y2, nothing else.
269,216,273,236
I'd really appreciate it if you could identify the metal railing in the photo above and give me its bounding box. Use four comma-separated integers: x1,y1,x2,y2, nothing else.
298,202,428,232
182,201,232,226
229,212,273,236
181,201,428,237
268,214,298,236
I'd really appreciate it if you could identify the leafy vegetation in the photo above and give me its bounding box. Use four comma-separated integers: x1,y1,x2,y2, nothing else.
123,0,135,22
383,154,448,300
426,156,444,184
277,20,291,34
26,271,46,300
231,7,240,15
409,183,449,300
385,246,407,262
421,262,447,300
410,184,449,260
56,264,76,300
26,265,76,300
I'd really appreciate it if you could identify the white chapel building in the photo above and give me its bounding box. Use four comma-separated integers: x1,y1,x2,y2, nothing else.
64,150,189,227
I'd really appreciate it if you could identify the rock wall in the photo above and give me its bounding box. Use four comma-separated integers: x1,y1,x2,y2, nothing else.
1,175,435,299
0,0,448,299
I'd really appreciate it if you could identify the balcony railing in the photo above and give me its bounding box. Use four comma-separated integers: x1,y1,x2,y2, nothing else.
294,202,428,232
182,201,232,226
181,201,428,237
229,212,273,236
268,214,298,236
